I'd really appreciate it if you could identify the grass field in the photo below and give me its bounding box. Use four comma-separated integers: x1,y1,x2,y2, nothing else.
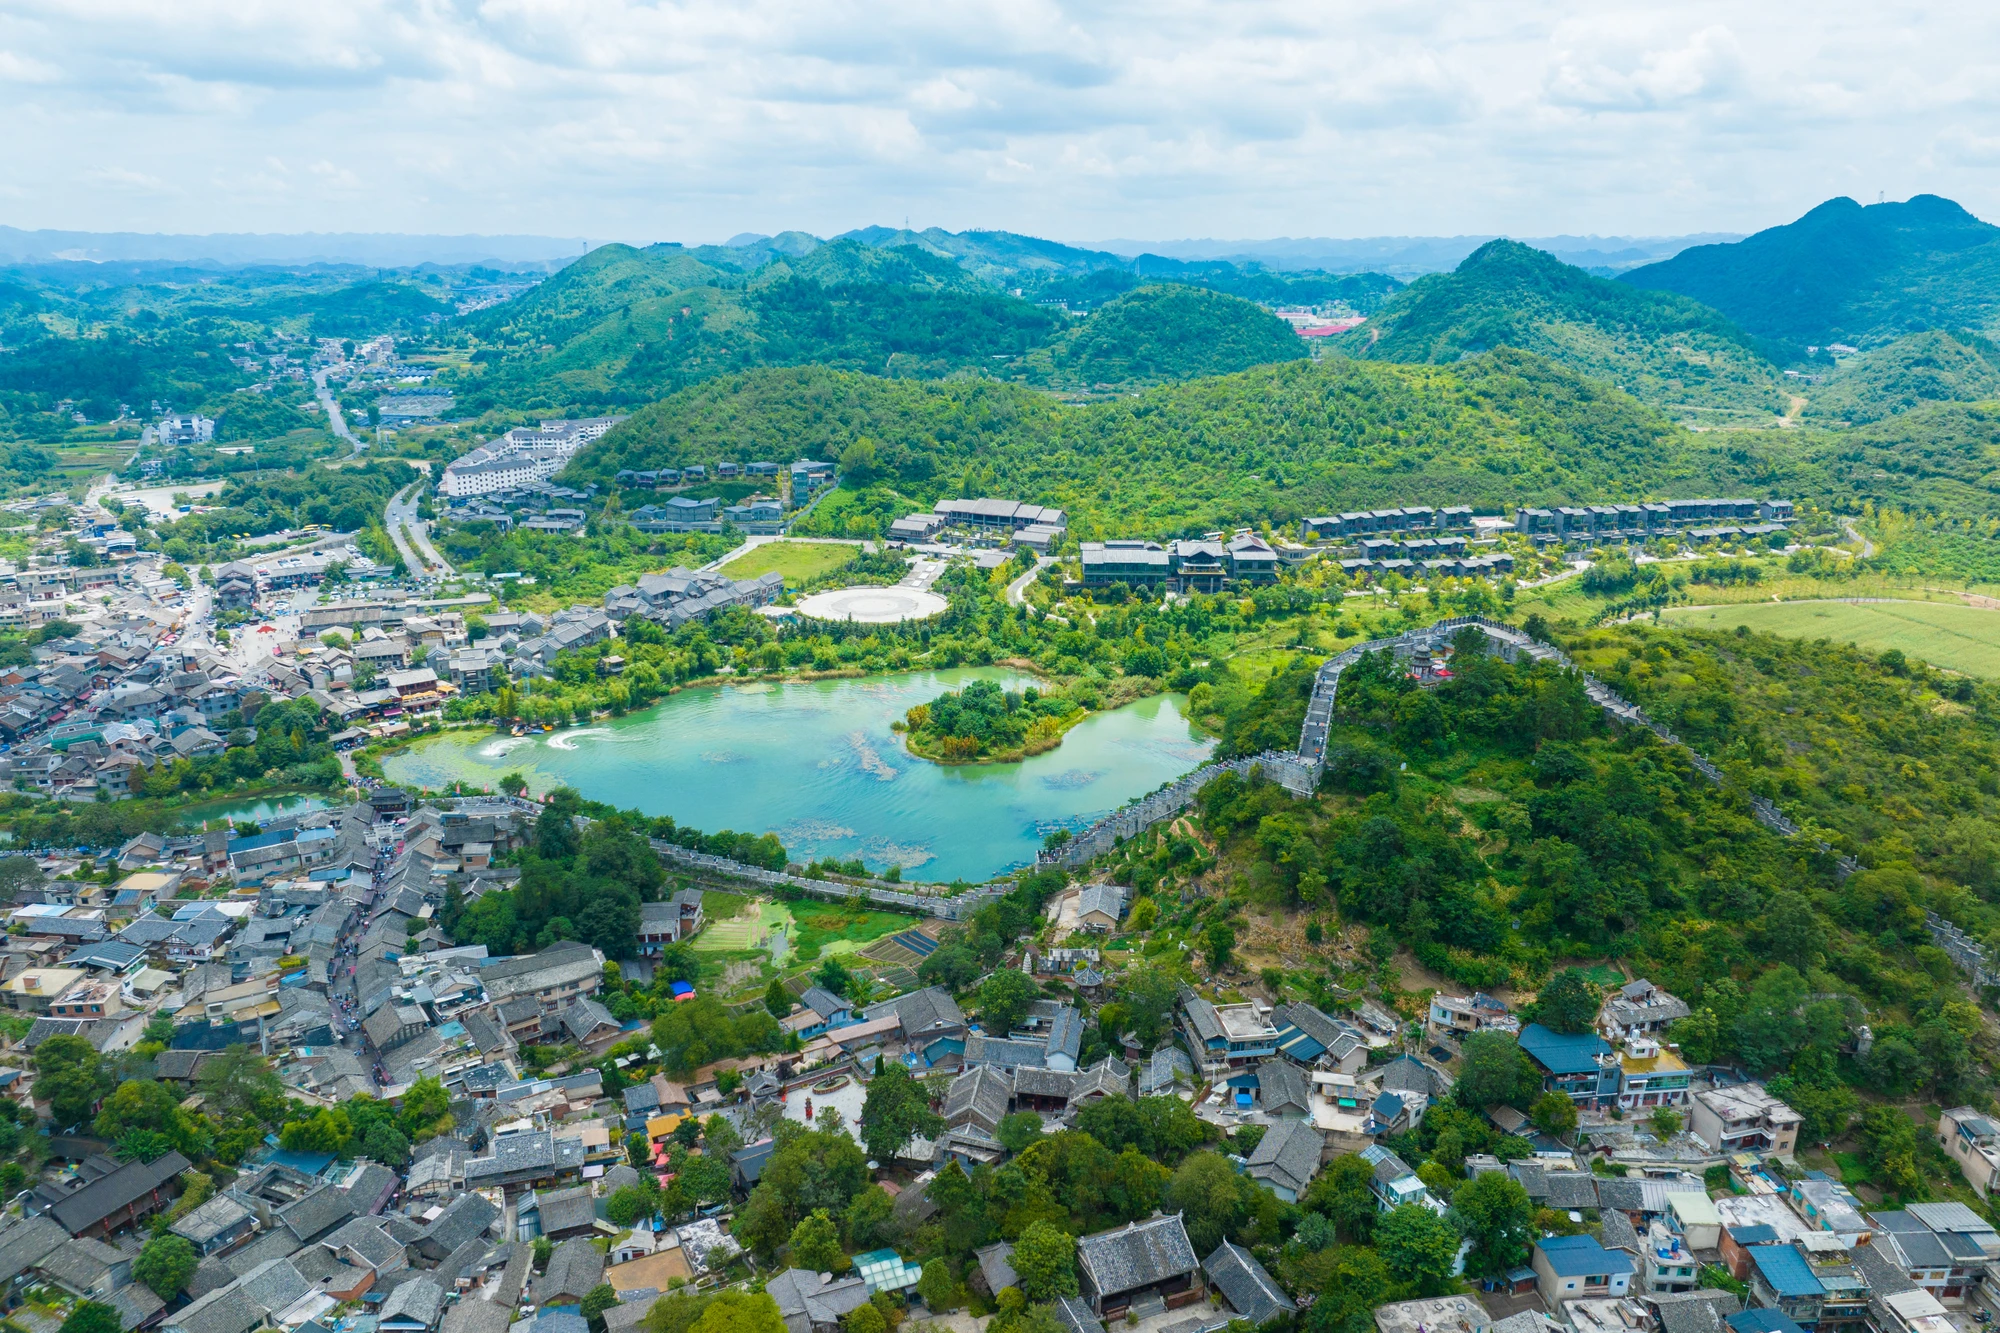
1661,599,2000,677
716,540,860,586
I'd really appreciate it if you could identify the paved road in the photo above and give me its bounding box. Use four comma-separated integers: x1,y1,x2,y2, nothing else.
1005,556,1056,605
385,484,452,577
1844,520,1876,558
315,368,366,454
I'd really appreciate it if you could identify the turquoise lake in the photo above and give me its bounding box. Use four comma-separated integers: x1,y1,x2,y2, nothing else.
382,669,1214,883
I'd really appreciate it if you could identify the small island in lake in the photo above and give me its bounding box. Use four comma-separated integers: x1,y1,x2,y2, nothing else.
900,678,1088,764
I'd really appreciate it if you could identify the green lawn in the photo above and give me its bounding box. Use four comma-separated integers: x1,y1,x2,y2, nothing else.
1661,599,2000,677
716,540,860,586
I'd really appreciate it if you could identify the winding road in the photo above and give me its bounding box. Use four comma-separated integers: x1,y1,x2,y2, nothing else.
315,368,366,455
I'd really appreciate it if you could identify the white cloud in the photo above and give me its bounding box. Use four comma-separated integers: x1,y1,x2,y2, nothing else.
0,0,1996,241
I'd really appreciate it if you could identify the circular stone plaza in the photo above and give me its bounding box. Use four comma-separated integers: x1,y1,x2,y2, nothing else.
793,586,949,624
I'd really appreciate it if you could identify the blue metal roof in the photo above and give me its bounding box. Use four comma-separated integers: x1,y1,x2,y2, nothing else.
1729,1224,1779,1245
1518,1023,1612,1075
1748,1246,1824,1298
1535,1235,1634,1278
1728,1311,1808,1333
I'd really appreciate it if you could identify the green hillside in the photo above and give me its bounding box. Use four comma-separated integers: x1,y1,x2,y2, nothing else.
1802,330,2000,425
1337,240,1790,425
567,350,1807,535
446,243,1062,413
1024,284,1307,387
1624,194,2000,348
1798,401,2000,517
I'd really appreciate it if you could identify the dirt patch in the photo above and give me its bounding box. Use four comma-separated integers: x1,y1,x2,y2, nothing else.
720,959,764,993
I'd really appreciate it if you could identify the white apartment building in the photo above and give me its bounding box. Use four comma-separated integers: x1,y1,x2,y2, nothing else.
439,417,626,498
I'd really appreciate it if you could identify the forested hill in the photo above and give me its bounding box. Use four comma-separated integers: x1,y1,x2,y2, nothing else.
1336,240,1790,425
1802,330,2000,426
1623,194,2000,348
445,242,1066,414
565,351,1810,536
446,246,1320,412
1022,284,1307,386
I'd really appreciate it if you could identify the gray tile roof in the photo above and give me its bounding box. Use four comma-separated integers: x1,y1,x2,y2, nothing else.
976,1242,1018,1294
172,1282,264,1333
1599,1209,1640,1253
533,1185,596,1236
34,1234,124,1290
221,1227,303,1276
0,1215,71,1282
1256,1059,1310,1117
1202,1241,1293,1325
1245,1118,1322,1199
864,986,964,1037
380,1276,446,1329
279,1184,357,1242
1647,1291,1740,1333
419,1191,498,1254
766,1268,872,1333
1075,1213,1199,1300
1595,1178,1646,1213
105,1280,166,1331
237,1256,313,1318
49,1150,191,1235
943,1066,1014,1134
442,1302,513,1333
532,1238,604,1304
1051,1296,1105,1333
1542,1172,1600,1210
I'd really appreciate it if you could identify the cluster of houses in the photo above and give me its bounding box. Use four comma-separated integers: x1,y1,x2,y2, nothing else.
1078,536,1280,591
1512,499,1794,544
601,568,786,628
0,639,275,798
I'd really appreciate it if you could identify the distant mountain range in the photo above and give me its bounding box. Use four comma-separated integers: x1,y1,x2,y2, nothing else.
1622,195,2000,348
1082,233,1743,278
0,227,590,270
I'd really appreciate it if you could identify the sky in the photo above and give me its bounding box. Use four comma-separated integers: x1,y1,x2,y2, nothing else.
2,0,1997,245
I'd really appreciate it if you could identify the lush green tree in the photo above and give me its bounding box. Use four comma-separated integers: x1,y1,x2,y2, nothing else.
95,1079,209,1159
997,1112,1046,1154
134,1234,198,1299
582,1286,622,1333
399,1074,453,1138
1376,1204,1460,1295
1858,1106,1924,1197
58,1305,122,1333
1302,1154,1380,1243
789,1208,847,1272
1526,970,1602,1035
607,1184,661,1226
1011,1221,1079,1299
280,1106,353,1154
1530,1092,1578,1139
815,958,854,998
918,1258,965,1310
195,1045,285,1126
765,979,794,1018
978,969,1040,1035
688,1292,787,1333
34,1034,108,1128
1650,1108,1683,1140
842,1306,886,1333
1295,1245,1393,1333
1454,1033,1539,1109
363,1122,413,1166
1448,1171,1535,1277
1203,922,1236,972
859,1063,943,1164
844,1185,896,1251
1763,892,1826,971
1169,1151,1265,1254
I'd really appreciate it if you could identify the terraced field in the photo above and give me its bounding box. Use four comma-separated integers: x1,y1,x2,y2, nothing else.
1662,598,2000,676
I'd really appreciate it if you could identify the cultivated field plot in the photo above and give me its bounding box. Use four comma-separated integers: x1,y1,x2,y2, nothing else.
1662,599,2000,677
692,898,793,951
856,926,943,970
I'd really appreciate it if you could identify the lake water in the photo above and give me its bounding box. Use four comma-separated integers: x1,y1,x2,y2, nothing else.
382,669,1214,883
176,792,334,828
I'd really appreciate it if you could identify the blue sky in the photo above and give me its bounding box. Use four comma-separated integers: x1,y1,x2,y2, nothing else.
1,0,1994,242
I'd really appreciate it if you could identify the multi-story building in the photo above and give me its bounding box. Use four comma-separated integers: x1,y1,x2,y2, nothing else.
1936,1107,2000,1198
1689,1083,1802,1157
1600,978,1692,1040
1616,1037,1691,1111
440,418,624,497
1179,988,1281,1079
1533,1235,1634,1308
1428,992,1518,1038
1518,1023,1622,1109
1640,1221,1699,1294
